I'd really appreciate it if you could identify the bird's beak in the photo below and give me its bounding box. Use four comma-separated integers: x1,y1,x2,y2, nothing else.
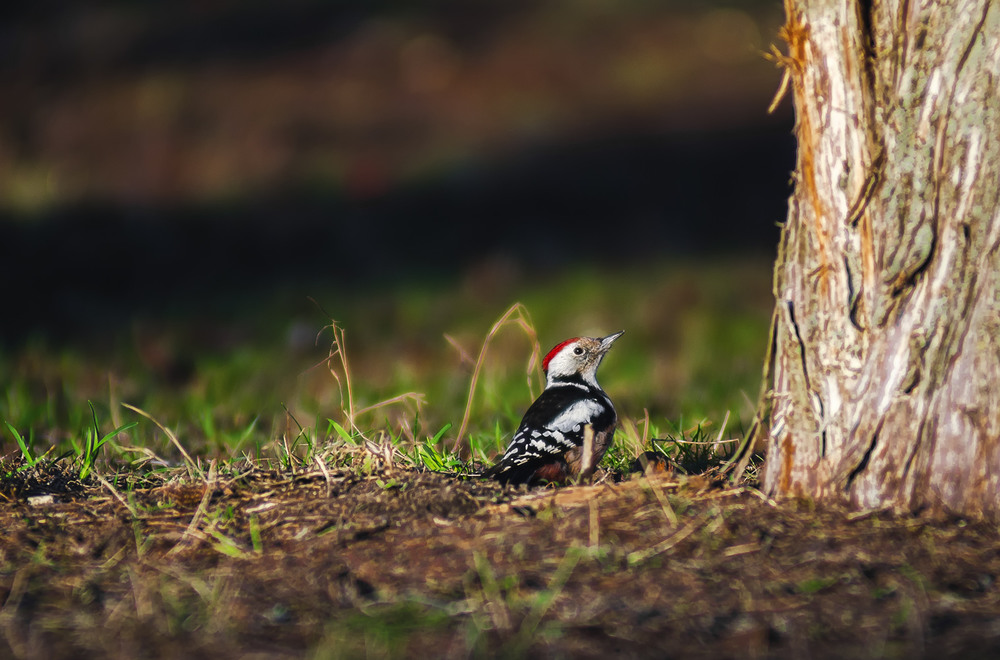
600,330,625,352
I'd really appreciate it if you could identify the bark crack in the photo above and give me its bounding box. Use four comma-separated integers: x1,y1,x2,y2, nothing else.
845,255,862,331
846,148,885,228
786,300,811,393
899,416,926,487
956,2,990,76
846,418,884,488
785,300,826,456
892,0,912,94
856,0,877,100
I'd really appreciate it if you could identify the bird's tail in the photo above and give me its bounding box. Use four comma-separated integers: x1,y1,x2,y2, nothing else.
479,463,503,480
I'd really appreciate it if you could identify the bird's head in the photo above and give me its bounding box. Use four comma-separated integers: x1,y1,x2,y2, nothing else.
542,330,624,388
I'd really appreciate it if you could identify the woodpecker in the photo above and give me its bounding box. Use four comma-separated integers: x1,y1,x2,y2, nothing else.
484,330,624,486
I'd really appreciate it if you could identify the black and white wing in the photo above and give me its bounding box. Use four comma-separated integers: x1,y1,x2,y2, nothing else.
484,385,613,483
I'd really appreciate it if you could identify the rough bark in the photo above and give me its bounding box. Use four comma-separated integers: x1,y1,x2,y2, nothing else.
761,0,1000,515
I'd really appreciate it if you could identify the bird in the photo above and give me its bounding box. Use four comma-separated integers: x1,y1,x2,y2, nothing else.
483,330,624,486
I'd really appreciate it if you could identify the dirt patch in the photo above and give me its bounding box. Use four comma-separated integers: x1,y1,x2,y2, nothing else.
2,462,1000,658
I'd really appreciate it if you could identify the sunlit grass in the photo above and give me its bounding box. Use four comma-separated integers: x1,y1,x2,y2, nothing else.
1,257,772,481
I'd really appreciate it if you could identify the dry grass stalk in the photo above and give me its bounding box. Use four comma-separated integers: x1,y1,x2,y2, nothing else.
122,403,202,479
642,474,679,526
453,302,542,454
323,321,356,424
627,509,716,564
321,319,426,450
361,432,396,471
352,392,426,420
94,472,140,518
168,460,218,555
314,454,333,498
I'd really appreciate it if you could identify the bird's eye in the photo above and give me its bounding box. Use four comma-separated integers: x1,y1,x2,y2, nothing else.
573,346,584,356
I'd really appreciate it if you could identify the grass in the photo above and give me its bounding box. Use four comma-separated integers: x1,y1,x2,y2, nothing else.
76,402,138,481
3,421,37,467
0,255,772,495
2,257,773,483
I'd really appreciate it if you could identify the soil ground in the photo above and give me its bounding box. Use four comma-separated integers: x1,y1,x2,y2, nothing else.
2,463,1000,659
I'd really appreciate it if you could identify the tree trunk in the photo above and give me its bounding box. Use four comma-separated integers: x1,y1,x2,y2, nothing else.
760,0,1000,516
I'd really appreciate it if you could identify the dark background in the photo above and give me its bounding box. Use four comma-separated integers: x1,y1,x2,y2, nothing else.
0,0,793,347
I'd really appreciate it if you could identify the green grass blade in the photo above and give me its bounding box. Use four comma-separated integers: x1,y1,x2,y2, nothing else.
3,421,36,467
97,422,138,451
87,400,102,459
430,423,452,445
328,420,355,443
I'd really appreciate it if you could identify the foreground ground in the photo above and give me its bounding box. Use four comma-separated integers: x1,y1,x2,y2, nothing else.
2,463,999,659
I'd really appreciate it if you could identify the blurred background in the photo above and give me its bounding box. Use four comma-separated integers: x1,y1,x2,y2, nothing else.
1,0,793,458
